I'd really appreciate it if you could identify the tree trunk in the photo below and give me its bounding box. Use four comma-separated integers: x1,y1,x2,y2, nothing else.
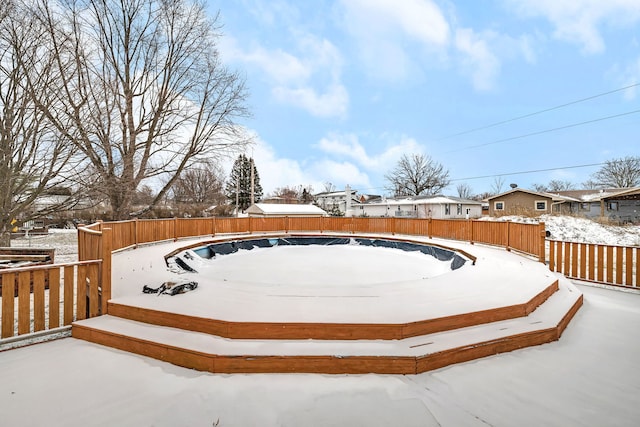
0,229,11,247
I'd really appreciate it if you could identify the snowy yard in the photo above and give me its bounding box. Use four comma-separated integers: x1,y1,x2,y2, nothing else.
1,283,639,426
2,218,640,426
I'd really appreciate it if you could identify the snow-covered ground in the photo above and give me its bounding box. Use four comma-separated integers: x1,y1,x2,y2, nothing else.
2,219,639,426
8,214,640,263
1,283,639,426
10,228,79,263
481,214,640,246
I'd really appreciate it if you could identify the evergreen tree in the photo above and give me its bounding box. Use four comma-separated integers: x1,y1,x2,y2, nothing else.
225,154,263,211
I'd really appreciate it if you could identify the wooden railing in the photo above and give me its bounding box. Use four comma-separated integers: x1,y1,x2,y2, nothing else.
0,260,102,339
5,217,637,343
82,217,546,262
549,240,639,288
0,217,545,342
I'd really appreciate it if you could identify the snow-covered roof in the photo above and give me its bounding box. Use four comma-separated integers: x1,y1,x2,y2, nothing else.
549,187,640,202
314,190,357,198
365,196,482,206
246,203,327,216
485,188,573,202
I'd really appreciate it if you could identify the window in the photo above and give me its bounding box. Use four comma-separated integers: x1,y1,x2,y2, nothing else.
608,202,618,211
494,201,504,211
457,204,462,215
580,202,590,211
535,200,547,211
445,204,451,215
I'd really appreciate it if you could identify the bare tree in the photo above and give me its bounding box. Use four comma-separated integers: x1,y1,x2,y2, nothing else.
0,1,78,245
531,183,547,192
322,182,336,193
590,156,640,188
532,180,574,192
385,153,450,196
171,161,226,205
490,177,505,195
35,0,250,220
269,185,315,203
456,183,473,199
269,186,301,203
548,180,575,192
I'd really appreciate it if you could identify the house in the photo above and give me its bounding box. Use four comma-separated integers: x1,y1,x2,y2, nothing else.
245,203,328,217
485,188,571,216
350,195,483,219
313,188,362,216
554,187,640,223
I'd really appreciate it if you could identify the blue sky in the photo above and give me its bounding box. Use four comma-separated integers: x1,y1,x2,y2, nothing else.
211,0,640,197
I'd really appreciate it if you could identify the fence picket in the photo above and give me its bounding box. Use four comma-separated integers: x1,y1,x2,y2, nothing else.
76,265,87,321
588,244,595,281
33,270,46,332
1,273,15,338
48,268,60,329
18,271,30,335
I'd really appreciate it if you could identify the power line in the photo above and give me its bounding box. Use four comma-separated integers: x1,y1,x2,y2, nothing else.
356,161,607,193
450,162,606,182
437,82,640,141
444,108,640,153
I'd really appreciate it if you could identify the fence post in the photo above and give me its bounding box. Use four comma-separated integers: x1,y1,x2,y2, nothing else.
506,221,511,252
173,217,178,241
285,216,289,233
101,227,112,315
77,224,85,261
539,222,546,264
134,218,139,247
211,217,216,236
391,217,396,235
427,218,432,239
469,219,474,245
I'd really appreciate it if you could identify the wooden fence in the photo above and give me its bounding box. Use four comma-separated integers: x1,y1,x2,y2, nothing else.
2,217,637,342
0,260,102,339
549,240,639,288
81,217,546,262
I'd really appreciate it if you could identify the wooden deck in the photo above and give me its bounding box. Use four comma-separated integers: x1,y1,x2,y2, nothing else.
71,233,583,374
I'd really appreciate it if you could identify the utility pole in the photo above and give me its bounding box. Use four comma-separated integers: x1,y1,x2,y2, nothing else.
235,170,239,217
250,157,255,206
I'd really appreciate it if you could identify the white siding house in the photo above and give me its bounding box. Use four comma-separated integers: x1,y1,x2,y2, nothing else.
350,196,482,219
246,203,328,217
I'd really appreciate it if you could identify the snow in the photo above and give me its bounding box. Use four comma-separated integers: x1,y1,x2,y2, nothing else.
480,214,640,246
1,284,639,426
248,203,327,215
2,218,640,426
109,233,560,323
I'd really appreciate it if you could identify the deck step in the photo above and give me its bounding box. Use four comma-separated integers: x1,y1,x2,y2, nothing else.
72,277,583,374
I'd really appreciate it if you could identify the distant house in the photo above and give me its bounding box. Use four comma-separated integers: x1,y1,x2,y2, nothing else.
245,203,328,218
351,195,482,219
313,189,361,216
485,188,570,216
554,187,640,223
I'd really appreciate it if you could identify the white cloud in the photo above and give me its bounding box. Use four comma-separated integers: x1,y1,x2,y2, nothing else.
273,84,348,118
220,35,348,118
239,0,300,27
507,0,640,54
224,131,430,195
309,160,372,189
246,139,318,195
338,0,450,81
610,58,640,100
454,28,501,91
315,132,424,170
